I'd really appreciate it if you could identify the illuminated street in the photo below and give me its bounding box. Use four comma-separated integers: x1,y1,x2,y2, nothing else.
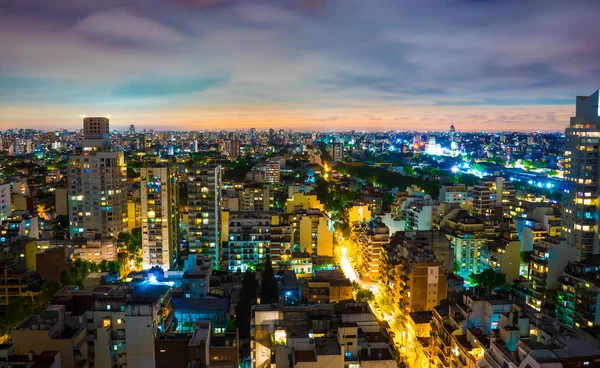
333,231,424,367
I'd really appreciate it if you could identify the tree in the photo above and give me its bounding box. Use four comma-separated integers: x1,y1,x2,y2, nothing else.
117,232,131,248
235,270,257,339
117,229,143,270
521,251,534,280
469,268,507,293
260,258,279,304
355,288,375,303
352,281,375,303
55,215,69,228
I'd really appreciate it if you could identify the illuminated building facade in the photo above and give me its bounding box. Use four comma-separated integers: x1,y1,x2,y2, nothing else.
562,89,600,261
68,117,127,238
471,177,515,218
223,211,270,272
188,165,222,267
141,165,179,270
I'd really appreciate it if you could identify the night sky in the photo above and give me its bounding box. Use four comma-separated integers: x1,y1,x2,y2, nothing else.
1,0,599,131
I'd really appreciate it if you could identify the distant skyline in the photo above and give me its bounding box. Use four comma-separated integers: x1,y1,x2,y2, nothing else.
1,0,598,131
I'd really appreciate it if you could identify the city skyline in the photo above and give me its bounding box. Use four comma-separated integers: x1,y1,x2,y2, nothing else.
2,1,599,131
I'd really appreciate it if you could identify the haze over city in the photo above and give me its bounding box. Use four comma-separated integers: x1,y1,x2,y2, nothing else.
2,0,599,131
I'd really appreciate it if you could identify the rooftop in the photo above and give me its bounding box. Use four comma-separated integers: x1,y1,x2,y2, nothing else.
315,337,340,356
410,311,433,325
359,346,394,361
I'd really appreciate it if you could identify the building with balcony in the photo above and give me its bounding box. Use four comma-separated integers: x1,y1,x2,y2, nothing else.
269,221,292,270
471,177,515,219
381,231,448,313
278,210,333,257
562,89,600,261
0,268,38,308
239,184,273,211
431,294,513,368
525,237,578,313
354,218,389,281
188,165,222,268
556,257,600,329
49,282,174,368
442,209,499,278
479,235,521,283
68,117,127,239
141,165,179,270
285,193,324,213
223,211,270,272
480,306,600,368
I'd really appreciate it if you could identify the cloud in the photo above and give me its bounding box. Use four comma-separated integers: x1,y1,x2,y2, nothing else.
72,8,184,45
0,0,597,130
114,74,228,98
172,0,228,8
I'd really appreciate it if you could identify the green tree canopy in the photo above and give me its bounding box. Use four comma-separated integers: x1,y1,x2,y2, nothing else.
235,270,257,339
469,268,507,293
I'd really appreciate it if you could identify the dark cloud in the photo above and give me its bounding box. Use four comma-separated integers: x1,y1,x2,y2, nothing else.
0,0,597,129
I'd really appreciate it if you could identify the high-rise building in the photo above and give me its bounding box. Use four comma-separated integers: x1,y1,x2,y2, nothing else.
188,165,222,268
471,177,515,218
0,182,11,221
449,124,458,150
265,160,280,184
562,90,600,261
239,184,273,211
141,165,179,270
228,139,241,158
223,211,270,272
68,117,127,238
332,142,344,162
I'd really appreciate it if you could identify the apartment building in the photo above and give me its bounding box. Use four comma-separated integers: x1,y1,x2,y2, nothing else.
12,305,88,368
223,211,271,272
556,257,600,329
471,177,515,218
525,237,578,313
354,218,389,280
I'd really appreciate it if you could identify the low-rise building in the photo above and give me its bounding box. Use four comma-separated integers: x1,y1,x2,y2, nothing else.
0,343,61,368
11,305,87,368
251,302,396,368
305,273,353,304
50,282,174,368
155,321,239,368
479,234,521,283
